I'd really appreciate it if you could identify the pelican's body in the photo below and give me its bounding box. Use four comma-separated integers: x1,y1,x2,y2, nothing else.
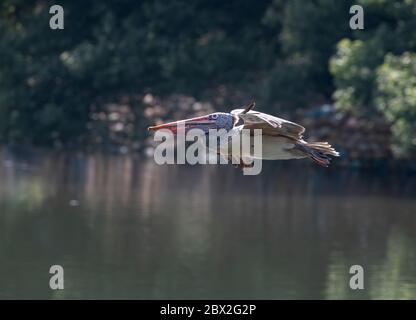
215,125,305,162
148,102,339,168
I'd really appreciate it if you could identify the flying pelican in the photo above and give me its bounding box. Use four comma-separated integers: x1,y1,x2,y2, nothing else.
148,102,339,167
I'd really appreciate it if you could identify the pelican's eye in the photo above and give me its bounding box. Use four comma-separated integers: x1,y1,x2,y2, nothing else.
209,114,219,120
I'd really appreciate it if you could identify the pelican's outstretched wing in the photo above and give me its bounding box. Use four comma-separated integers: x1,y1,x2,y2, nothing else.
231,109,305,140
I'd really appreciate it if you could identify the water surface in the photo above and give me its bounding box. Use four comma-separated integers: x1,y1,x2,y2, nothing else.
0,149,415,299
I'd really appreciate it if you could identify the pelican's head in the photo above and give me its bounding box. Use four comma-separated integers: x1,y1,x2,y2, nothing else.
148,112,236,134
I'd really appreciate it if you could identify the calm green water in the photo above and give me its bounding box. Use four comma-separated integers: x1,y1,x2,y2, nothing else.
0,149,416,299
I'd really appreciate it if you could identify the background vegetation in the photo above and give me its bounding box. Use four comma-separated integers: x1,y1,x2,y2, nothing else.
0,0,415,162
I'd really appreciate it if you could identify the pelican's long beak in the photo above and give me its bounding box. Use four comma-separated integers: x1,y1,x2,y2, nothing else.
148,115,215,134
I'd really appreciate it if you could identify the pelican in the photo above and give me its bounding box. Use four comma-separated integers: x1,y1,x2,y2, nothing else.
148,102,339,167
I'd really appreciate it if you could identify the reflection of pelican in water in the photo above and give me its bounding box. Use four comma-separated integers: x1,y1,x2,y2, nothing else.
148,102,339,168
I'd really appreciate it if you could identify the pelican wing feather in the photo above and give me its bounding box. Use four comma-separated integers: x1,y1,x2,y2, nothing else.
231,109,305,140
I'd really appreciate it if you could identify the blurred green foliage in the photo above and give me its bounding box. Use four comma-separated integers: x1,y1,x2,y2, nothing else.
330,0,416,157
0,0,278,146
0,0,415,157
376,53,416,157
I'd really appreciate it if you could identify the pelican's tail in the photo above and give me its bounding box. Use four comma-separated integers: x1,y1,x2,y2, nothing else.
296,142,339,167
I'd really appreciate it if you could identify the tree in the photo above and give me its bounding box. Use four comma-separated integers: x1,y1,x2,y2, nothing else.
330,34,386,115
0,0,276,147
376,52,416,157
